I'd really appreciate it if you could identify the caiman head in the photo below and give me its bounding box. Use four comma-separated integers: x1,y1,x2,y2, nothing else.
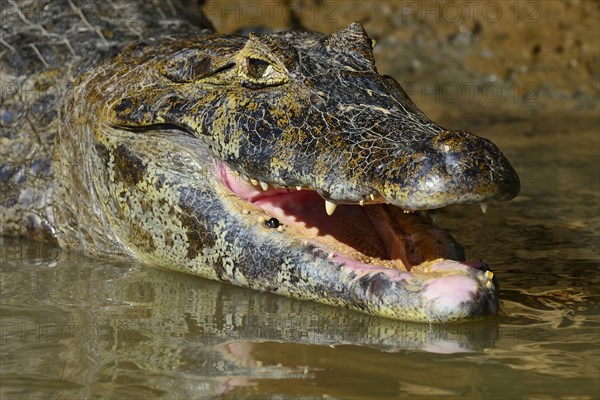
57,23,519,322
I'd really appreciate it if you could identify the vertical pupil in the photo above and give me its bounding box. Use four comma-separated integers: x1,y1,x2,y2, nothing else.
247,58,269,78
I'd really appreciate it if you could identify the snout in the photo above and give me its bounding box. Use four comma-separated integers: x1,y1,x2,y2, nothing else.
375,130,520,210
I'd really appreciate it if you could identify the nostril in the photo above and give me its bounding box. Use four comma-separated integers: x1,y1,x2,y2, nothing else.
443,153,463,177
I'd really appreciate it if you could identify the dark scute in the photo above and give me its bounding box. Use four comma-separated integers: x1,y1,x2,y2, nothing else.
177,187,217,260
111,143,147,186
0,164,16,183
113,99,133,115
358,272,392,297
29,158,53,178
161,52,214,83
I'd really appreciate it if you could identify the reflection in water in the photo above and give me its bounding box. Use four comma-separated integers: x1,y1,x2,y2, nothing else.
1,238,499,398
1,116,599,399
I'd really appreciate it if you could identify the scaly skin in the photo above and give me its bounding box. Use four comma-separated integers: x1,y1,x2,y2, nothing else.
1,1,519,322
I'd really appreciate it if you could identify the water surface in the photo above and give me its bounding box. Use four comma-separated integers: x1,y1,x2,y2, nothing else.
1,114,598,399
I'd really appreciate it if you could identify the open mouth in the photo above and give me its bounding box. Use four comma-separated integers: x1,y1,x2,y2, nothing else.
217,163,490,278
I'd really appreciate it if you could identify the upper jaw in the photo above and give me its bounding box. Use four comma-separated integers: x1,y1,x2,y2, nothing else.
375,130,521,210
217,123,520,211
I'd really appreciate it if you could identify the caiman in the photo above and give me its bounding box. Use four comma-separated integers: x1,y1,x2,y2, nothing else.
0,0,519,322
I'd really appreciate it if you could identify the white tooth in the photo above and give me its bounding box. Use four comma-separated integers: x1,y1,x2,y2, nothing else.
484,271,494,280
359,200,365,206
277,225,284,232
250,178,259,186
296,186,302,191
369,193,375,201
480,203,488,214
327,252,334,259
241,209,250,215
260,181,269,191
325,200,337,216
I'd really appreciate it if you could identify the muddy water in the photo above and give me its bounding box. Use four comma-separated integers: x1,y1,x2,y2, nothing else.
1,114,598,399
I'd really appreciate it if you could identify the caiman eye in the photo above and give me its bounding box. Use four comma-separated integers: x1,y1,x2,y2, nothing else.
241,57,288,87
247,58,270,79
